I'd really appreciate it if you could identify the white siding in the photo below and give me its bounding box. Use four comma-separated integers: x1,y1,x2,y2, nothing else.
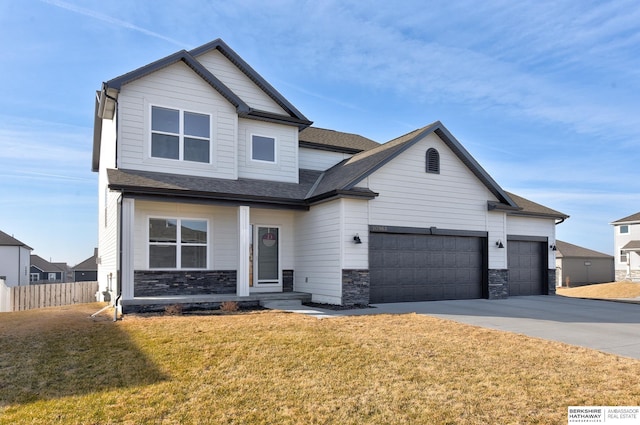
488,211,507,269
196,50,287,115
237,118,299,183
0,246,30,286
97,116,119,299
613,222,640,275
367,133,497,232
299,147,351,171
294,200,343,304
342,198,369,269
507,215,556,266
116,61,238,179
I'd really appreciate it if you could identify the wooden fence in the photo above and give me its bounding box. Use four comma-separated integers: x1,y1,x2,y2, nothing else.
0,281,99,312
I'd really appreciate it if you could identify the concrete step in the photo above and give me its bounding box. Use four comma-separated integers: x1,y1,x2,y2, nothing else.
260,299,303,309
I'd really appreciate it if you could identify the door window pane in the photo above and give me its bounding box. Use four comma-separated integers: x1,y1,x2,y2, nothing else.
257,227,278,281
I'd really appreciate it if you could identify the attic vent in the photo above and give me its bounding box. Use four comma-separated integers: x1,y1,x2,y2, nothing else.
426,148,440,174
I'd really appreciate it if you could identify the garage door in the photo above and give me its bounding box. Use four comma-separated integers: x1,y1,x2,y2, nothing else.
369,233,485,303
507,240,544,296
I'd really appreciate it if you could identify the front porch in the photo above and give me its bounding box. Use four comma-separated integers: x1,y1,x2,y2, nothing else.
120,291,312,314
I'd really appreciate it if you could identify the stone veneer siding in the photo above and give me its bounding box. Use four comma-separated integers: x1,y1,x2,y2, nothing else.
615,270,640,282
134,270,236,297
488,269,508,299
547,269,556,295
342,269,370,306
282,270,294,292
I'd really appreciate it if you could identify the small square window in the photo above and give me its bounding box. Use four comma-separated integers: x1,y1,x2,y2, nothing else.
620,225,629,234
252,135,275,162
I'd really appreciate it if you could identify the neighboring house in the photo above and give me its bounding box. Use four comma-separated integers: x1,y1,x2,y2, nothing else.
73,249,98,282
92,38,569,313
555,240,614,287
611,212,640,281
30,255,67,284
0,230,32,286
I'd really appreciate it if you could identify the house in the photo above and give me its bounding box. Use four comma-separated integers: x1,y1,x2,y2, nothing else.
611,212,640,281
92,38,568,313
30,255,67,284
73,249,98,282
0,230,32,286
554,240,614,287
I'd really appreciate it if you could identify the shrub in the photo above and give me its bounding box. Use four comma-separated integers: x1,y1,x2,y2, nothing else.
164,304,183,316
219,301,239,312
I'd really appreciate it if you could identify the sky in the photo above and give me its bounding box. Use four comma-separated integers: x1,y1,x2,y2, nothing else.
1,0,639,265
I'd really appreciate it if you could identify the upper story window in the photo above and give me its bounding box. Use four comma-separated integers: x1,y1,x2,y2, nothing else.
251,135,276,163
149,218,208,269
151,106,210,163
620,225,629,234
426,148,440,174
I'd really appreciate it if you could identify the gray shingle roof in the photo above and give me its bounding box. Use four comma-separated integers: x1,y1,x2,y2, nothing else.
504,192,569,220
621,240,640,251
74,250,98,271
299,127,379,153
555,240,612,258
611,212,640,224
0,230,32,249
30,255,64,273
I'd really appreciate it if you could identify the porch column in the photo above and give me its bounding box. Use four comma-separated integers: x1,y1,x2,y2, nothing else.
237,206,251,296
121,197,135,300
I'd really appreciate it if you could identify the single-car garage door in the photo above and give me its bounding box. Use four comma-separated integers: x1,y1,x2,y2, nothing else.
369,232,485,303
507,240,545,296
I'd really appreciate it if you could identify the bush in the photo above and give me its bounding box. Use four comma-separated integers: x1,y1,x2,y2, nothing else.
219,301,239,312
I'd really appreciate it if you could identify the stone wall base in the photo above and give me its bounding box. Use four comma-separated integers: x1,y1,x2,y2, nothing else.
342,269,370,306
134,270,237,297
488,269,508,299
615,269,640,282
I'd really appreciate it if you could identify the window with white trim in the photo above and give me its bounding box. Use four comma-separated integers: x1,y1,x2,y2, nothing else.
251,135,276,162
48,273,57,281
149,218,208,269
620,250,628,263
151,106,210,163
620,225,629,234
30,273,39,282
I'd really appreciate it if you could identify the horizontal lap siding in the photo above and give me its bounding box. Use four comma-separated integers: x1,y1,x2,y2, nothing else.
298,148,351,171
368,133,496,232
294,200,342,302
196,50,287,115
117,62,237,179
343,199,369,269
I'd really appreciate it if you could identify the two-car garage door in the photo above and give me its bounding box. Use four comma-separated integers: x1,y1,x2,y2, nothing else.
369,232,486,303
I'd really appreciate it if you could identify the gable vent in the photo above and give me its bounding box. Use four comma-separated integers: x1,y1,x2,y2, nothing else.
426,148,440,174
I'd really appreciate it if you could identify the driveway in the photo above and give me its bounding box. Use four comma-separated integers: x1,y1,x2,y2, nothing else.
287,296,640,359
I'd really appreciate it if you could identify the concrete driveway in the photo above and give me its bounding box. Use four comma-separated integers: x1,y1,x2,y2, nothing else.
289,296,640,359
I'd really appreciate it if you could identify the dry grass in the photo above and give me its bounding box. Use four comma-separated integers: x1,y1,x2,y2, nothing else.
1,303,639,424
557,281,640,299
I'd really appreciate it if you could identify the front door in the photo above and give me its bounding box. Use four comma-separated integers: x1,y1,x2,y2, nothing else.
253,226,280,288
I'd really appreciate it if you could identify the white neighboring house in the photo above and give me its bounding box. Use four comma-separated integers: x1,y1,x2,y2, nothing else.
611,212,640,281
92,38,569,313
0,230,32,286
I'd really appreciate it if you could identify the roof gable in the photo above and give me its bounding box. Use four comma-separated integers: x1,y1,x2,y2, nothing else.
0,230,32,249
30,255,63,272
611,212,640,224
309,121,516,207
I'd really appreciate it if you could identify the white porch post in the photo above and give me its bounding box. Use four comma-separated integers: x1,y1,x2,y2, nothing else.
121,197,135,300
237,206,251,296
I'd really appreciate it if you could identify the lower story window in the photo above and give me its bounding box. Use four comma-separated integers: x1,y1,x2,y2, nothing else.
149,218,208,269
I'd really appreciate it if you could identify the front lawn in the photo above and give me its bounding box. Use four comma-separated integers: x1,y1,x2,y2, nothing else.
557,281,640,299
1,303,639,424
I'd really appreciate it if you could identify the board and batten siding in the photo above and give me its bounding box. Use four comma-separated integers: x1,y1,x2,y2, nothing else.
116,61,238,179
294,200,343,304
195,50,286,115
298,148,352,171
366,133,498,232
237,118,299,183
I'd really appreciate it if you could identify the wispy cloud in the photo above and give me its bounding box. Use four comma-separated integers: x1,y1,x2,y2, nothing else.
40,0,187,47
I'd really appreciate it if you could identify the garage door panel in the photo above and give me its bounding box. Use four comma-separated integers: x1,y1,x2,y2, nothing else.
370,233,484,303
508,240,544,296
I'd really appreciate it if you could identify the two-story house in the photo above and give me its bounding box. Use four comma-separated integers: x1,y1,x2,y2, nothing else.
92,38,568,313
611,212,640,281
0,230,32,286
30,255,68,284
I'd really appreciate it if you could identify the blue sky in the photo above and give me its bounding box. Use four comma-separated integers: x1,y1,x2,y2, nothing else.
1,0,639,265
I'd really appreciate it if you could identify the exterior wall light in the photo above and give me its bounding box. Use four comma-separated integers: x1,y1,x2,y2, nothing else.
550,244,557,251
496,240,504,249
353,234,362,244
